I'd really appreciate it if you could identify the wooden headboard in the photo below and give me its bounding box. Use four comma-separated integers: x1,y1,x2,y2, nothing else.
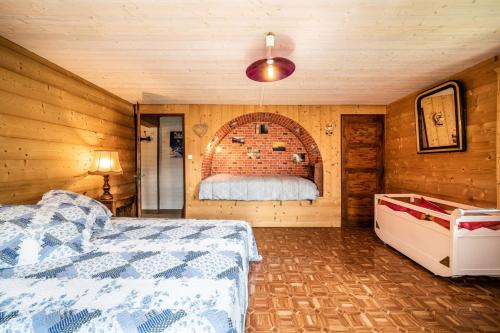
313,162,324,196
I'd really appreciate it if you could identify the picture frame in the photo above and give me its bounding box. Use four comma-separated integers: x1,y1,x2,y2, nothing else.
232,136,245,144
272,142,287,151
292,153,306,163
415,81,466,153
247,148,260,159
169,131,183,158
256,123,268,134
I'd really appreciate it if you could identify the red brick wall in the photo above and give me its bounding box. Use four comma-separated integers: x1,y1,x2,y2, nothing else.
211,122,310,177
201,112,322,180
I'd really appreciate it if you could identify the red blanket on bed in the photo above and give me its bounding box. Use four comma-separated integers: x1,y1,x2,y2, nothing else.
379,197,500,231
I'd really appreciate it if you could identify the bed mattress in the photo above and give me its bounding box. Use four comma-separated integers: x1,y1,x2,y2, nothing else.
0,218,261,333
199,174,319,201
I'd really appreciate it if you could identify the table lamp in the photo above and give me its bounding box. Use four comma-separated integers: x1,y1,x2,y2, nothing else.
88,150,123,200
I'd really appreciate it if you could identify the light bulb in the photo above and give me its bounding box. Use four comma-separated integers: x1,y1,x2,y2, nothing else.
100,157,112,169
266,58,275,80
215,146,222,153
267,65,274,80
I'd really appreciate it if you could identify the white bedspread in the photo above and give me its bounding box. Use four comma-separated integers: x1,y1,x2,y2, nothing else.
199,174,319,201
0,218,261,333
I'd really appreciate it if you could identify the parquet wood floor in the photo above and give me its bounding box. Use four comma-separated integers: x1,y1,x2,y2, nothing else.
246,228,500,333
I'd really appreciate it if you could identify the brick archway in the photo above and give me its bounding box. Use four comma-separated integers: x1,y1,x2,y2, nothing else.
201,112,323,193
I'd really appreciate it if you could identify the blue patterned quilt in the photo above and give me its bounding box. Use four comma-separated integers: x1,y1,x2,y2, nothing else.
0,218,261,333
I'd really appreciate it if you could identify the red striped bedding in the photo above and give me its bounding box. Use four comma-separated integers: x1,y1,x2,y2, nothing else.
379,197,500,231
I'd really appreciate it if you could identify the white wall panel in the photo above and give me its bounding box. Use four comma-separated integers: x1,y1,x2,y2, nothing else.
159,117,184,210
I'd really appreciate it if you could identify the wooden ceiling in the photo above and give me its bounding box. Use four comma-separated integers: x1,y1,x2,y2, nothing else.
0,1,499,105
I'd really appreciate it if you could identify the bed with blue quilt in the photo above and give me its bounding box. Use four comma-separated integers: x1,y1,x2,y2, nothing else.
0,190,261,333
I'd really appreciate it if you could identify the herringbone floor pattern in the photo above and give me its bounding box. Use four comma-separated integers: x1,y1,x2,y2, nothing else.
245,228,500,333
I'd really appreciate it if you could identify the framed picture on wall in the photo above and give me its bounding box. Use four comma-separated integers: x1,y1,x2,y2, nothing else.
292,153,306,163
256,123,268,134
232,136,245,144
415,81,466,153
169,131,183,158
247,148,260,159
272,142,287,151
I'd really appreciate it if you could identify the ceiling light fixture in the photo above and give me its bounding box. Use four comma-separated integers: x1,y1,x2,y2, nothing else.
246,33,295,82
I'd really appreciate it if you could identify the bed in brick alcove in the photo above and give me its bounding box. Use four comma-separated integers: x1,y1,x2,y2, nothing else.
201,112,323,195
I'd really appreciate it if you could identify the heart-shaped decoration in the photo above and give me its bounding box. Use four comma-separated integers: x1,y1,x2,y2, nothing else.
192,123,208,138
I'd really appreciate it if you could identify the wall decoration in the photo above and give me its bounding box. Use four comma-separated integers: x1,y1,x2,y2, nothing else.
247,148,260,159
324,121,334,136
232,136,245,144
272,142,287,151
192,123,208,138
292,153,306,163
169,131,183,158
432,112,445,126
415,80,465,153
140,130,152,142
255,123,268,134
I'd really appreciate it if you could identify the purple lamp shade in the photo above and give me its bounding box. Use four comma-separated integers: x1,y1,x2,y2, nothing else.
246,57,295,82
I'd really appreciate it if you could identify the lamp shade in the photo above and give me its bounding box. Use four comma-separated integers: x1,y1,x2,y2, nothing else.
246,57,295,82
88,150,123,175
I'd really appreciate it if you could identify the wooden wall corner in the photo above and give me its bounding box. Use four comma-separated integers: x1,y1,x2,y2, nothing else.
495,67,500,208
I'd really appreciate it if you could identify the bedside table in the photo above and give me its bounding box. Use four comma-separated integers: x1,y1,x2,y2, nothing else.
99,193,136,217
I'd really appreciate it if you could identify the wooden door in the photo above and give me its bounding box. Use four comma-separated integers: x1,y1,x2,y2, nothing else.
341,115,384,227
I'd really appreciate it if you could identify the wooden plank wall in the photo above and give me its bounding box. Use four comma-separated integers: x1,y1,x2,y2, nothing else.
0,36,136,204
385,55,500,208
496,67,500,208
140,104,386,227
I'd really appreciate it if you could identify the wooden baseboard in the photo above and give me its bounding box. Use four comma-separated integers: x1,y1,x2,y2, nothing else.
142,209,183,214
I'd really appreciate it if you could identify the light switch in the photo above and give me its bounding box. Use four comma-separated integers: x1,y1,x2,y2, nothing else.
187,154,193,160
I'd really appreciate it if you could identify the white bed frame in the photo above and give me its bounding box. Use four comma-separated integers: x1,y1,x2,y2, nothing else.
374,194,500,277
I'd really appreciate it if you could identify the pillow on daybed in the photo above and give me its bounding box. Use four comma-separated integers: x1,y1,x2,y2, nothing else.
413,197,449,214
380,196,450,229
38,190,113,231
411,197,450,229
0,204,94,269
